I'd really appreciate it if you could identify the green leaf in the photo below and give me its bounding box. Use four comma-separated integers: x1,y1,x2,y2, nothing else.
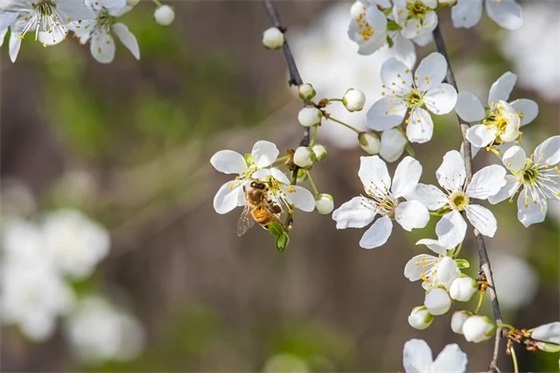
268,221,284,236
275,233,289,252
455,259,470,269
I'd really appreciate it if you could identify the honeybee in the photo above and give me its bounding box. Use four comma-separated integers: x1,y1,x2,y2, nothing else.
237,181,282,236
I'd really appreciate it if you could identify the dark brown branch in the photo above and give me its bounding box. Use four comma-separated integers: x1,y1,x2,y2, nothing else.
433,24,504,373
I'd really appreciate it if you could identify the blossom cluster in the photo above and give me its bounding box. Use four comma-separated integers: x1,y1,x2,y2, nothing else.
0,0,175,63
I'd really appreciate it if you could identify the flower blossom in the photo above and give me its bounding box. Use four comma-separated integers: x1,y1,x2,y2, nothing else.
68,0,139,64
489,136,560,226
451,0,523,30
412,150,507,249
456,71,538,150
366,52,457,143
392,0,438,39
403,239,459,290
210,140,314,215
332,155,429,249
403,339,468,373
348,1,387,55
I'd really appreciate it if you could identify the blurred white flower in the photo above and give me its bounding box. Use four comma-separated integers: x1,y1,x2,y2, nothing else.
42,209,110,280
403,339,468,373
491,253,537,310
65,296,144,363
501,3,560,101
451,0,522,30
263,353,309,373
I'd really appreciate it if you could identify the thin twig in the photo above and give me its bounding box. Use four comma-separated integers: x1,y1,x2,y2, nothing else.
433,24,504,373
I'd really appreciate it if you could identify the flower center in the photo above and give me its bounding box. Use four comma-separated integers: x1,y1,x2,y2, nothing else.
407,1,429,20
406,89,424,108
96,8,115,30
356,12,375,42
448,191,469,211
482,102,521,144
362,182,398,216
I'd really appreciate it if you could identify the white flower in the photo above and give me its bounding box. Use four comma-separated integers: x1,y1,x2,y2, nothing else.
413,150,507,249
293,146,315,168
403,339,468,373
404,239,459,290
392,0,438,39
343,88,366,112
1,0,94,49
347,2,387,55
262,27,285,50
449,276,478,302
42,209,110,280
315,193,334,215
332,156,429,249
424,288,451,315
489,136,560,227
451,310,473,334
462,315,495,343
379,128,407,162
210,140,315,214
67,4,139,64
154,5,174,26
65,296,144,362
297,106,322,127
456,72,538,149
358,132,381,155
451,0,522,30
366,52,458,143
408,306,434,330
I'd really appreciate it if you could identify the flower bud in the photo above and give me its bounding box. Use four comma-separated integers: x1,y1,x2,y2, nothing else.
298,107,322,127
312,144,327,161
154,5,175,26
293,147,315,168
408,306,434,330
449,276,478,302
315,193,334,215
462,315,495,343
424,288,451,316
262,27,285,50
451,310,473,334
358,132,380,155
298,83,316,101
126,0,141,5
342,88,366,112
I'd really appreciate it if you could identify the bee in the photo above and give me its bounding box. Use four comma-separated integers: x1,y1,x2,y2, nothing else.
237,181,282,236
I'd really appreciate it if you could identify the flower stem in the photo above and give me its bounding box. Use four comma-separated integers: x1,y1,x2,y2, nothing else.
510,345,519,373
306,170,320,195
327,116,361,134
433,24,504,373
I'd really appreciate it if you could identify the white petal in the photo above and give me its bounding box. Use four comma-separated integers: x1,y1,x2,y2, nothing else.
510,99,538,126
390,33,416,68
406,108,434,144
332,197,376,229
359,155,391,192
465,204,497,237
56,0,96,20
90,30,115,64
0,27,7,47
436,210,467,249
404,254,437,282
517,189,547,227
400,11,437,39
8,30,21,62
534,135,560,166
415,52,447,91
113,23,140,60
532,322,560,344
268,168,291,184
287,185,315,212
488,176,519,204
436,150,466,192
502,145,527,171
432,344,468,372
437,256,460,288
395,200,429,231
416,238,448,256
380,128,407,163
210,150,245,174
465,124,495,148
403,339,433,373
485,0,523,30
366,96,407,131
381,57,413,95
424,83,457,115
489,71,517,104
411,32,433,47
359,215,392,249
213,182,243,214
455,90,485,122
38,25,67,46
0,12,17,31
451,0,483,28
467,165,507,199
411,183,447,210
392,156,422,197
252,140,279,168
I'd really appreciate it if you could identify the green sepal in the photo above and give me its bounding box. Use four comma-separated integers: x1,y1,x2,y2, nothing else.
268,221,284,237
386,20,400,32
536,342,560,353
455,259,470,269
275,233,289,252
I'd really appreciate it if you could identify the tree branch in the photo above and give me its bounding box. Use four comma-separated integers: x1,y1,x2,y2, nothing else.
433,24,504,373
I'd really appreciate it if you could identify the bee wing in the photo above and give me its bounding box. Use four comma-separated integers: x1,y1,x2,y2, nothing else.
237,205,255,236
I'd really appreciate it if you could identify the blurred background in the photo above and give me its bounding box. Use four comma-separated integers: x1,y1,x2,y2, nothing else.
1,0,559,371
